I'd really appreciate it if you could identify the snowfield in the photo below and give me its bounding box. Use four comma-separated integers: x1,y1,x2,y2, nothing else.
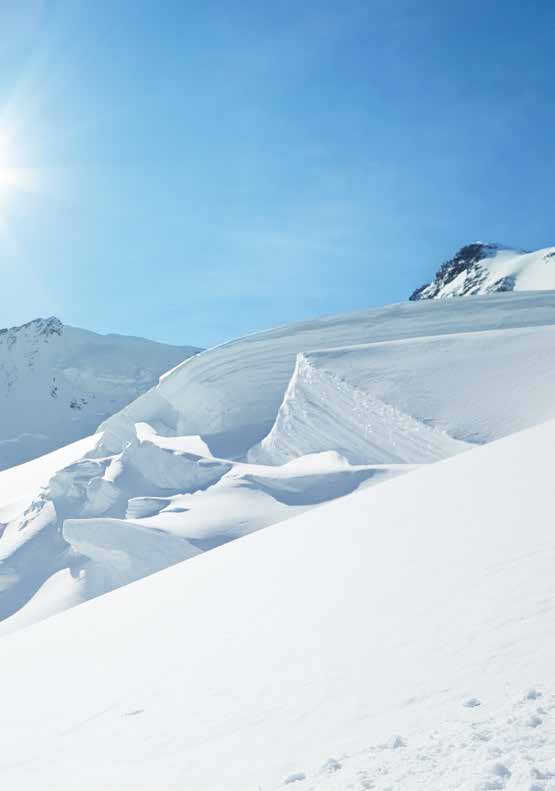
0,417,554,790
0,316,200,470
3,291,555,633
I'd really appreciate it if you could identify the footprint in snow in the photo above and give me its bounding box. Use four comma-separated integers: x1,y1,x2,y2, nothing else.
385,734,405,749
319,757,342,774
480,762,512,790
463,696,481,708
525,715,543,728
526,689,542,701
283,772,306,784
531,768,555,781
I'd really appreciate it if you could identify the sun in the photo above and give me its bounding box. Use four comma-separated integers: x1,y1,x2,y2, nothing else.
0,142,37,195
0,128,43,240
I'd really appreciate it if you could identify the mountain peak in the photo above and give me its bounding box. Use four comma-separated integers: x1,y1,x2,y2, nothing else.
0,316,64,338
409,242,552,300
0,320,200,470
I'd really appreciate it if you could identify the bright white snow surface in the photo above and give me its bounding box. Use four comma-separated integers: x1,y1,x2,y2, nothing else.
3,291,555,631
0,434,101,523
0,316,200,470
99,290,555,457
1,418,554,790
0,427,403,632
251,324,555,463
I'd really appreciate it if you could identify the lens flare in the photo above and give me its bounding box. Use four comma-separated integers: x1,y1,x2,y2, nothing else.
0,124,43,243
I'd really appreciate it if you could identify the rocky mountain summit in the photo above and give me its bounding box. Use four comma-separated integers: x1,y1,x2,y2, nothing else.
410,242,555,299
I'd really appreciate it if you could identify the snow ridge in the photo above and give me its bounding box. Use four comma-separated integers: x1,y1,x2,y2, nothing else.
98,290,555,459
249,352,470,465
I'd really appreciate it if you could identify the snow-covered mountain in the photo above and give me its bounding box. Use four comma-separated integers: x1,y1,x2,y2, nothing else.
0,316,201,470
3,290,555,632
1,415,554,790
409,242,555,299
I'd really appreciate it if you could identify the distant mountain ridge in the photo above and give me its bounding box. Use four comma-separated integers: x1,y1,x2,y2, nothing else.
410,242,555,299
0,316,201,470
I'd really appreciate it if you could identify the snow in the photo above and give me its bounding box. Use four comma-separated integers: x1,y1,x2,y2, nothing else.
0,433,101,523
251,324,555,463
0,316,200,470
0,428,405,632
454,246,555,294
99,290,555,458
4,291,555,631
1,417,554,790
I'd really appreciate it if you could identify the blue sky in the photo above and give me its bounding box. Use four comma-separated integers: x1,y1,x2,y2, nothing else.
1,0,555,347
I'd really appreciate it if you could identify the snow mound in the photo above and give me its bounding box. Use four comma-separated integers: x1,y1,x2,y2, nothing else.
0,315,200,470
0,418,554,789
63,517,200,591
0,420,402,630
251,323,555,463
410,242,555,299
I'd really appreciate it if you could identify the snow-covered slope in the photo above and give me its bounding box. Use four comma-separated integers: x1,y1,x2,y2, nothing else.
0,316,200,470
250,324,555,464
3,291,555,631
410,242,555,300
0,426,404,631
98,291,555,457
1,418,555,790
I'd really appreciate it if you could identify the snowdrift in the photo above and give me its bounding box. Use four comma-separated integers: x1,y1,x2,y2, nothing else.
4,292,555,631
1,418,554,790
98,291,555,457
251,324,555,463
0,426,399,631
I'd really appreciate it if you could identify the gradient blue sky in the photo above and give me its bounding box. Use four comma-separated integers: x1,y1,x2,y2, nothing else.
1,0,555,347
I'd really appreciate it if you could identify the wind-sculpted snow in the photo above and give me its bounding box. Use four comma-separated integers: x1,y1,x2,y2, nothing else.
0,316,200,470
249,352,471,465
1,418,555,789
0,425,401,631
1,519,200,635
4,292,555,630
98,291,555,457
251,324,555,463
